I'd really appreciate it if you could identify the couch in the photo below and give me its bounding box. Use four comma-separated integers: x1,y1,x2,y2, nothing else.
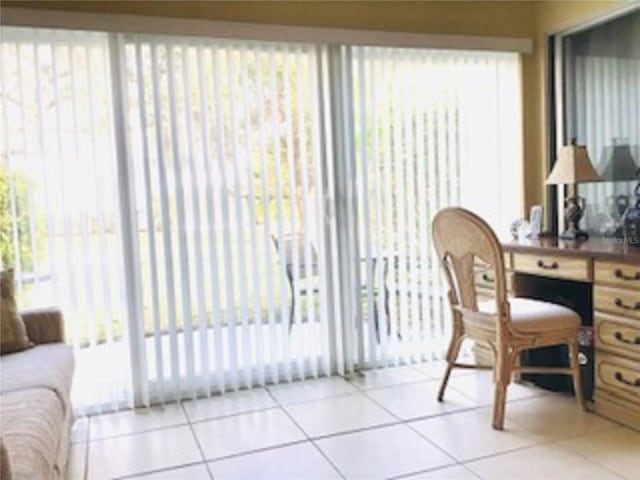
0,309,74,480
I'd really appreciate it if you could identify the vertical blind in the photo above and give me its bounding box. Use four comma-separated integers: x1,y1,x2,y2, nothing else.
351,47,523,368
1,25,525,411
0,28,131,412
120,35,343,403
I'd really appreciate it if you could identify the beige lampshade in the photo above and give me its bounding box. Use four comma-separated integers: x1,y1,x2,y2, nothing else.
545,144,602,185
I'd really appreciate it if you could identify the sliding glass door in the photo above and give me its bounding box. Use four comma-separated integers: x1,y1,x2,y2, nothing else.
120,35,339,402
0,28,131,412
1,25,525,412
351,47,523,367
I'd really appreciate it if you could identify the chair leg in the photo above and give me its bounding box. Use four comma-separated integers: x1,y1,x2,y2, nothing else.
437,331,463,402
492,381,508,430
568,339,585,411
491,348,512,430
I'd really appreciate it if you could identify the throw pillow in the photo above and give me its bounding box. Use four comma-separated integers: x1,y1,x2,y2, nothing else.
0,269,32,354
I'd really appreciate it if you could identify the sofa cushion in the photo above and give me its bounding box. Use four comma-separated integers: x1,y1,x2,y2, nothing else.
0,388,65,480
0,344,74,408
0,270,32,354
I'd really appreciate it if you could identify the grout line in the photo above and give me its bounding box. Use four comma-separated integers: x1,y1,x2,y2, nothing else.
81,403,284,444
354,389,464,468
83,371,626,480
187,405,282,426
83,420,193,443
546,427,631,480
180,402,216,480
204,439,311,463
459,463,483,479
386,461,459,480
115,460,210,480
264,386,347,480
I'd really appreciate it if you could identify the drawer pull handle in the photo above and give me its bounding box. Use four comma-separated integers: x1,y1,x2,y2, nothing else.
614,298,640,311
614,371,640,388
536,260,559,270
614,269,640,281
614,331,640,345
481,273,495,283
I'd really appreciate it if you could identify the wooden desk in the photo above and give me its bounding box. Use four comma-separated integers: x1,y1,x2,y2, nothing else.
475,237,640,430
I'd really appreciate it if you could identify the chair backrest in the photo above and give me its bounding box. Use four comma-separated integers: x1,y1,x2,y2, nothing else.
431,208,507,318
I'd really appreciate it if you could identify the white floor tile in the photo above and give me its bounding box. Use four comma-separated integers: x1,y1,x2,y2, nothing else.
399,464,480,480
556,427,640,480
66,443,86,480
71,417,89,444
89,403,188,440
366,380,476,420
415,360,484,380
409,407,545,461
448,371,545,405
284,392,396,437
503,395,617,440
87,425,201,479
267,376,358,405
193,408,306,460
316,424,454,479
209,442,341,480
128,463,211,480
347,365,431,390
465,443,624,480
183,388,277,422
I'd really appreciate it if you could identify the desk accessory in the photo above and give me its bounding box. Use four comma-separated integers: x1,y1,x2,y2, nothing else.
528,205,543,238
545,140,602,240
622,167,640,247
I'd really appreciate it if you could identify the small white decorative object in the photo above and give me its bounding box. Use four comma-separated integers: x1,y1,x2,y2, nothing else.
529,205,543,238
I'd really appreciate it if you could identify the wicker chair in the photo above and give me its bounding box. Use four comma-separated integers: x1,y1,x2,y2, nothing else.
431,207,585,430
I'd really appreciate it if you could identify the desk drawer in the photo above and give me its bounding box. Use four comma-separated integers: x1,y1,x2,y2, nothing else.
595,352,640,403
595,314,640,360
512,253,589,282
594,285,640,321
474,269,513,291
595,261,640,290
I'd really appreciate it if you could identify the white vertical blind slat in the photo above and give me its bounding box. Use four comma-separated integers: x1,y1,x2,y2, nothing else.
240,47,266,386
226,43,253,389
181,43,211,397
150,42,182,397
254,45,280,383
133,41,166,402
197,44,225,394
268,46,293,383
166,43,197,399
211,46,241,390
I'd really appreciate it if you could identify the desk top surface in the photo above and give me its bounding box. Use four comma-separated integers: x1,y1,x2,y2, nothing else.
501,237,640,263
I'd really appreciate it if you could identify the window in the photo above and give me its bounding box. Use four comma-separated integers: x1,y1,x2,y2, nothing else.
1,25,524,412
559,10,640,235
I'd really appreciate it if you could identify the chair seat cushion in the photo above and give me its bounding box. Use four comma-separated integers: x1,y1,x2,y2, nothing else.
479,297,580,333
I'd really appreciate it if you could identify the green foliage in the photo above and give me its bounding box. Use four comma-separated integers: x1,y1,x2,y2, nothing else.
0,165,41,271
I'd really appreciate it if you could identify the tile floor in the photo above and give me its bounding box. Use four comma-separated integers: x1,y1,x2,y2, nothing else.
67,362,639,480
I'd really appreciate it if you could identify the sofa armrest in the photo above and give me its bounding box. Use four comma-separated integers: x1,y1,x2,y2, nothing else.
21,308,65,344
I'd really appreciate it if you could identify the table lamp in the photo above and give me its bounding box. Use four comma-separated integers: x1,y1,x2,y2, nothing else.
546,140,602,240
